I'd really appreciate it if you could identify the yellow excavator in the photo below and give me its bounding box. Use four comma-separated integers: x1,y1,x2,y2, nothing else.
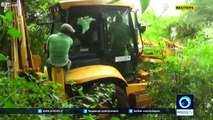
3,0,182,108
0,0,41,76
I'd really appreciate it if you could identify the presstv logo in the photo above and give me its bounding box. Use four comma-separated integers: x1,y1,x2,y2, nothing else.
176,95,194,116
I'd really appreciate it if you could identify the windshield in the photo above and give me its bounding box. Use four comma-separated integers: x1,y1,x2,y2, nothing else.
68,7,101,54
52,6,100,54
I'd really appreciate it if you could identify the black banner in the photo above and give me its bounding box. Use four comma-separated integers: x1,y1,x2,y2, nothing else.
0,108,176,114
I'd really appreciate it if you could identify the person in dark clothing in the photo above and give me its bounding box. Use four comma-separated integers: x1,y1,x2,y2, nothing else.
84,20,99,50
109,15,131,56
108,15,132,74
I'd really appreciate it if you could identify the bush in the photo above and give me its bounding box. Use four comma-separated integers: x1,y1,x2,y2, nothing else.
132,4,213,119
0,71,118,120
146,29,213,119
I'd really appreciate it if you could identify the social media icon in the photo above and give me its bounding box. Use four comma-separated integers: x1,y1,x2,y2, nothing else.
128,109,133,114
38,109,42,113
83,109,88,114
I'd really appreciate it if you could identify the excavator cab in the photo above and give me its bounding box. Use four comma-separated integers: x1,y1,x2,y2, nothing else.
49,1,139,83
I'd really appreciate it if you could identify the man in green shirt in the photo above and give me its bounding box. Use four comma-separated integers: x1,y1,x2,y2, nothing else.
46,23,75,80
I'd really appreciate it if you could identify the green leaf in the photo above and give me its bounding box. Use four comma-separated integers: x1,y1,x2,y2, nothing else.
78,87,86,96
8,27,22,38
3,101,16,108
0,14,6,20
82,104,89,108
0,54,8,61
52,94,60,100
120,114,126,118
107,0,120,4
140,0,150,13
89,104,97,108
5,11,13,21
38,115,54,120
83,115,94,120
110,117,120,120
27,82,37,91
86,96,95,103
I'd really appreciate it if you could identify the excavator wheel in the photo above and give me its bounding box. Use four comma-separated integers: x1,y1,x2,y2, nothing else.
85,82,128,120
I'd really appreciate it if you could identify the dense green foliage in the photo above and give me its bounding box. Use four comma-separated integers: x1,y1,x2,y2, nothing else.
131,0,213,119
0,10,22,69
25,0,59,67
0,72,116,119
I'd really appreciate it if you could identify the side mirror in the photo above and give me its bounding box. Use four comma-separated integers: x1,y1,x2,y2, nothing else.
139,24,146,33
132,10,146,33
